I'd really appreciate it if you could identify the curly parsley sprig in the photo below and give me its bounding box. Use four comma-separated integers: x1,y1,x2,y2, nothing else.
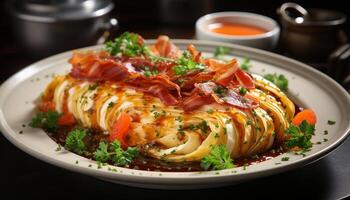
285,120,315,150
200,145,234,170
65,128,87,155
30,111,60,132
93,141,139,166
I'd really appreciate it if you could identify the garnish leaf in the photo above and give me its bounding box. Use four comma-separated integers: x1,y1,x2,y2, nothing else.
111,141,139,166
264,73,288,91
214,46,232,58
92,140,139,166
173,51,205,75
285,120,315,150
240,57,252,71
30,111,60,132
105,32,145,56
93,141,110,163
200,145,234,170
65,128,87,155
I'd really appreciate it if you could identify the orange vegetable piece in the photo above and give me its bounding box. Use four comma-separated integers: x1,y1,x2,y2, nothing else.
58,113,76,126
292,109,317,126
109,112,132,148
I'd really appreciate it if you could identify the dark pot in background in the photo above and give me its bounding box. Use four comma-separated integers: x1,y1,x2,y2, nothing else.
7,0,117,58
278,2,347,62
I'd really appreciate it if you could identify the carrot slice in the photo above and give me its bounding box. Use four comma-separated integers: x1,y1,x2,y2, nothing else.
109,112,132,148
292,109,317,126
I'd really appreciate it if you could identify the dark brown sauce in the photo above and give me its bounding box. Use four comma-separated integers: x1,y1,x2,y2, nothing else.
47,103,303,172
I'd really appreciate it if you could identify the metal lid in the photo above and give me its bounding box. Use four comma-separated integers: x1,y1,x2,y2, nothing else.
9,0,114,22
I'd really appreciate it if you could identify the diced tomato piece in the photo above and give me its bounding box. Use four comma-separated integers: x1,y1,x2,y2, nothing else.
292,109,317,126
109,112,132,148
39,101,56,112
58,113,76,126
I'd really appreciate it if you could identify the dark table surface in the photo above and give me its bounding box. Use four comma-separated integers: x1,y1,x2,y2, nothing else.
1,25,350,200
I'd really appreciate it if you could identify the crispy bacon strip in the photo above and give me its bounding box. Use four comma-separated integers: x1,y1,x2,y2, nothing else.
69,51,130,81
213,59,239,86
182,92,213,111
151,35,181,59
69,39,258,111
195,82,258,109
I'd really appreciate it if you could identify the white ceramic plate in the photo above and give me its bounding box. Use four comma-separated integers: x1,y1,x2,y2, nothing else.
1,40,350,189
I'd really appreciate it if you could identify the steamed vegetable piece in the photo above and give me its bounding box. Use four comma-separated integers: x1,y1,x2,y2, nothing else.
200,145,234,170
93,141,139,166
264,73,288,91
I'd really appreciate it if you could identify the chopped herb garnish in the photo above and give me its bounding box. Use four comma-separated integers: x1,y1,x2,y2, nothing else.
55,144,62,151
108,102,115,109
173,51,205,75
327,120,336,125
214,46,231,58
200,145,234,170
105,32,146,56
324,130,328,135
188,123,196,131
152,110,166,119
88,83,99,90
264,73,288,91
239,87,247,95
281,157,289,161
206,109,214,114
175,116,183,122
197,120,209,134
141,66,159,77
214,85,227,96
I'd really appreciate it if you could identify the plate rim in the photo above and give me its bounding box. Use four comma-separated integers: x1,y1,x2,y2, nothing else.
1,40,350,184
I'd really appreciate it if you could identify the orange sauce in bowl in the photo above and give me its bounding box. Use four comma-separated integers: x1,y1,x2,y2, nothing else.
208,22,267,36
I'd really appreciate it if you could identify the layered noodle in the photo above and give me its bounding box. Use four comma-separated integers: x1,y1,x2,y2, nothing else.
42,73,294,162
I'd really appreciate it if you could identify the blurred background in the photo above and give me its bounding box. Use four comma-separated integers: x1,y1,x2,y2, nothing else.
0,0,349,85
